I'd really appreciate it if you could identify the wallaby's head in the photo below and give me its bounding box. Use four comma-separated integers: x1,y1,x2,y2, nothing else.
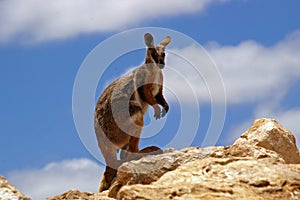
144,33,171,69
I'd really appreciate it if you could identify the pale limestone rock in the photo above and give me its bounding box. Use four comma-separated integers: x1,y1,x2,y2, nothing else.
45,118,300,199
108,118,300,198
108,145,285,197
110,147,211,191
118,158,300,200
234,118,300,164
0,176,30,200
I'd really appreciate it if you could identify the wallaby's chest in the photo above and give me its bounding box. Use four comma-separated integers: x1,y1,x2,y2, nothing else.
146,67,162,96
151,72,161,96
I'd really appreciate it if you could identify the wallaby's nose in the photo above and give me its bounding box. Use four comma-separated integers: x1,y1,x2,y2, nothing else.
158,58,165,69
158,58,165,65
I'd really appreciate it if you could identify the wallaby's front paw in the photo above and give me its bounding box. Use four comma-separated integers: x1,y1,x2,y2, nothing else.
153,104,162,120
154,111,161,120
161,108,167,118
161,104,169,118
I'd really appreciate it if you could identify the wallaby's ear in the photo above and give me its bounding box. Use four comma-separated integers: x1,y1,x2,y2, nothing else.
159,36,171,48
144,33,155,48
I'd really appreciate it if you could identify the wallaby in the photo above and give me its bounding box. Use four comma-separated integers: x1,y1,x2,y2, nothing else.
94,33,171,192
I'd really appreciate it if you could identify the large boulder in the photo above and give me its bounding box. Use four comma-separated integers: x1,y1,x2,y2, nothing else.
233,118,300,164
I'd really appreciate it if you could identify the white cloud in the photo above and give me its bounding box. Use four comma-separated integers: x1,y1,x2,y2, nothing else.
7,158,103,200
165,30,300,104
209,34,300,104
163,30,300,148
0,0,227,42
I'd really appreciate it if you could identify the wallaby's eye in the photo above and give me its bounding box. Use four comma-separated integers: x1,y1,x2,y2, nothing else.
151,50,158,58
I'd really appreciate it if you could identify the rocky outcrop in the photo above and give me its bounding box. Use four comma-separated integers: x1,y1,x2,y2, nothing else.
109,118,300,199
233,118,300,164
45,190,114,200
44,118,300,199
0,175,30,200
118,157,300,199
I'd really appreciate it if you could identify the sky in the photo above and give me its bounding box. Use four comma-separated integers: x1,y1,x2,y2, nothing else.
1,0,300,199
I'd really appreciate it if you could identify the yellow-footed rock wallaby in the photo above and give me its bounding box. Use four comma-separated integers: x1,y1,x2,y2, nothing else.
94,33,171,191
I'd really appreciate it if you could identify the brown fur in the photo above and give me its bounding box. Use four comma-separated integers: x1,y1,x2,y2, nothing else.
94,33,171,192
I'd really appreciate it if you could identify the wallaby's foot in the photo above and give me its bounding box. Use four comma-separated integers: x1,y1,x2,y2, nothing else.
98,166,118,192
120,146,163,162
140,145,163,155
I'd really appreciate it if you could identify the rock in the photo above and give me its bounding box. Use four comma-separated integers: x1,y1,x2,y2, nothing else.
118,157,300,200
45,118,300,199
108,145,285,197
233,118,300,164
45,189,114,200
109,145,287,198
45,190,93,200
0,175,30,200
108,118,300,198
108,147,213,197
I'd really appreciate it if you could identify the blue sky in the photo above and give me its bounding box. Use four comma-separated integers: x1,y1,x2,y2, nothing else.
1,0,300,199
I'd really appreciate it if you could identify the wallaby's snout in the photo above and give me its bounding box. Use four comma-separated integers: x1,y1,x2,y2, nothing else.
157,56,165,69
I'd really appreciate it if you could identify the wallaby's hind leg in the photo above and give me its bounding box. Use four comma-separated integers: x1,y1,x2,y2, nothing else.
119,136,139,162
97,137,120,192
127,136,162,156
99,157,122,192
